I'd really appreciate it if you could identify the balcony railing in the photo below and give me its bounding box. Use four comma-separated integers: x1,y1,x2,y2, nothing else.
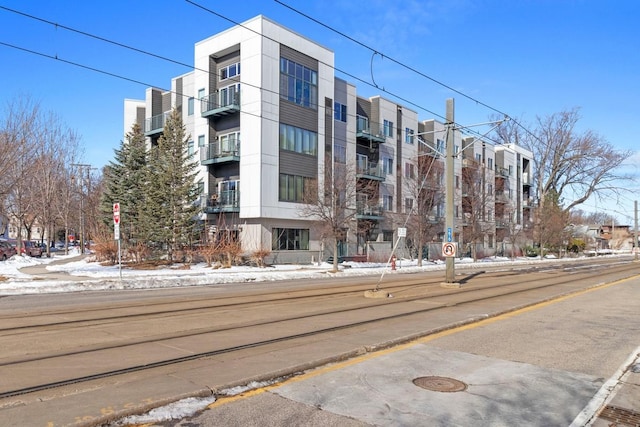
522,172,532,186
200,141,240,165
204,190,240,213
356,115,386,144
201,93,240,118
495,166,510,178
144,111,171,136
355,204,384,220
356,162,385,181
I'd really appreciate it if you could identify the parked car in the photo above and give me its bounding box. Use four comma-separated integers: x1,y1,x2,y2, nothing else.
0,241,17,260
10,240,43,257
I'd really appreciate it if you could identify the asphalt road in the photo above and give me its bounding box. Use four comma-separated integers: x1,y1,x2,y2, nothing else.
157,269,640,427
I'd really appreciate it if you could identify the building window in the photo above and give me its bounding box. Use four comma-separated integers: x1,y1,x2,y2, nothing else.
334,102,347,122
487,158,493,170
279,173,315,203
487,183,493,196
197,180,204,196
476,153,482,163
198,88,205,100
187,140,194,156
405,128,414,144
508,165,513,176
404,162,415,179
188,97,194,116
272,228,309,251
279,124,317,155
280,57,318,109
220,62,240,81
334,144,346,164
219,132,240,154
436,139,445,154
382,157,393,175
405,197,414,213
219,83,240,107
455,175,460,189
198,135,205,147
218,180,239,206
382,195,393,211
384,120,394,137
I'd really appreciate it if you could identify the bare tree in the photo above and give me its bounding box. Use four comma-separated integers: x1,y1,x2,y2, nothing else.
403,153,444,265
461,158,493,261
494,109,633,212
32,113,82,256
1,98,40,252
299,163,376,273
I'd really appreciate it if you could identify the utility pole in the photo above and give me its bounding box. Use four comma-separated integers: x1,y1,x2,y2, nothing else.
443,98,459,286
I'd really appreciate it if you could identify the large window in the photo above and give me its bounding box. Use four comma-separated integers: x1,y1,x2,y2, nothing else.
384,120,394,137
279,124,317,155
334,143,346,164
219,83,240,107
279,173,315,203
187,97,194,116
220,62,240,81
334,102,347,122
280,58,318,109
405,128,414,144
272,228,309,250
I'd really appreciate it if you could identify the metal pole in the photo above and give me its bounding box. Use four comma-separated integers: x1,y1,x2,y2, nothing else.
635,200,638,261
444,98,457,284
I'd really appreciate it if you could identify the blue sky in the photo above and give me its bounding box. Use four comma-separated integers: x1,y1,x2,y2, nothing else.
0,0,638,221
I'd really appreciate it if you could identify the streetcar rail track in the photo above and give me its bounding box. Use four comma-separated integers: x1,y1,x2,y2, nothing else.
1,259,637,400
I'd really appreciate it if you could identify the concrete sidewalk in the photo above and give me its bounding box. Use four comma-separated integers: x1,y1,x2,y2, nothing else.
18,254,92,281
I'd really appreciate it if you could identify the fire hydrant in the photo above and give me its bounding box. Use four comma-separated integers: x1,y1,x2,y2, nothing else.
391,255,396,271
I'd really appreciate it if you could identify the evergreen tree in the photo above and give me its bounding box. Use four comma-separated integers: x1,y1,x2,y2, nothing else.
140,109,199,261
100,123,148,244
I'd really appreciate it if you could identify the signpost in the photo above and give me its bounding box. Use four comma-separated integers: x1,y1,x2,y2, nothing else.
113,203,122,281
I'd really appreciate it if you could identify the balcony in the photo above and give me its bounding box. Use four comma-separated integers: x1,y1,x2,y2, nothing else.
201,141,240,165
495,166,510,178
356,162,385,181
495,190,508,204
522,198,535,209
522,172,532,187
355,205,384,220
201,93,240,118
356,115,386,144
144,111,171,136
204,190,240,213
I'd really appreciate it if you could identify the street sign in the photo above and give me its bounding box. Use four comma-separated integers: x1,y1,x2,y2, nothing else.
442,242,457,257
113,202,120,225
398,227,407,238
114,222,120,241
447,227,452,242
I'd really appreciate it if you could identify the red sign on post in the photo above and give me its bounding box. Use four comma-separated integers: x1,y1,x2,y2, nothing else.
113,202,121,225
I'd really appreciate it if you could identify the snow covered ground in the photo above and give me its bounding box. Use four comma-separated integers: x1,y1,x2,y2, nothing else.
0,249,611,296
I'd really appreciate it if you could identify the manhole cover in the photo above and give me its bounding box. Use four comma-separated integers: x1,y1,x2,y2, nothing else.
413,376,467,393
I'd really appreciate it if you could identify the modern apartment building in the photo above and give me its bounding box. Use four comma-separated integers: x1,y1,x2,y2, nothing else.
124,15,533,263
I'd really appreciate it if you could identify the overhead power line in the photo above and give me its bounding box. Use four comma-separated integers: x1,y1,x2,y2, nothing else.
272,0,542,145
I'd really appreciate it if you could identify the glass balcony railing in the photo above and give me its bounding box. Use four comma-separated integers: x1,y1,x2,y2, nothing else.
144,111,171,135
356,115,386,144
201,92,240,118
200,141,240,164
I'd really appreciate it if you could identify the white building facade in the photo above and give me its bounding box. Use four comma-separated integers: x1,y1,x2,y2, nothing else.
123,15,533,263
